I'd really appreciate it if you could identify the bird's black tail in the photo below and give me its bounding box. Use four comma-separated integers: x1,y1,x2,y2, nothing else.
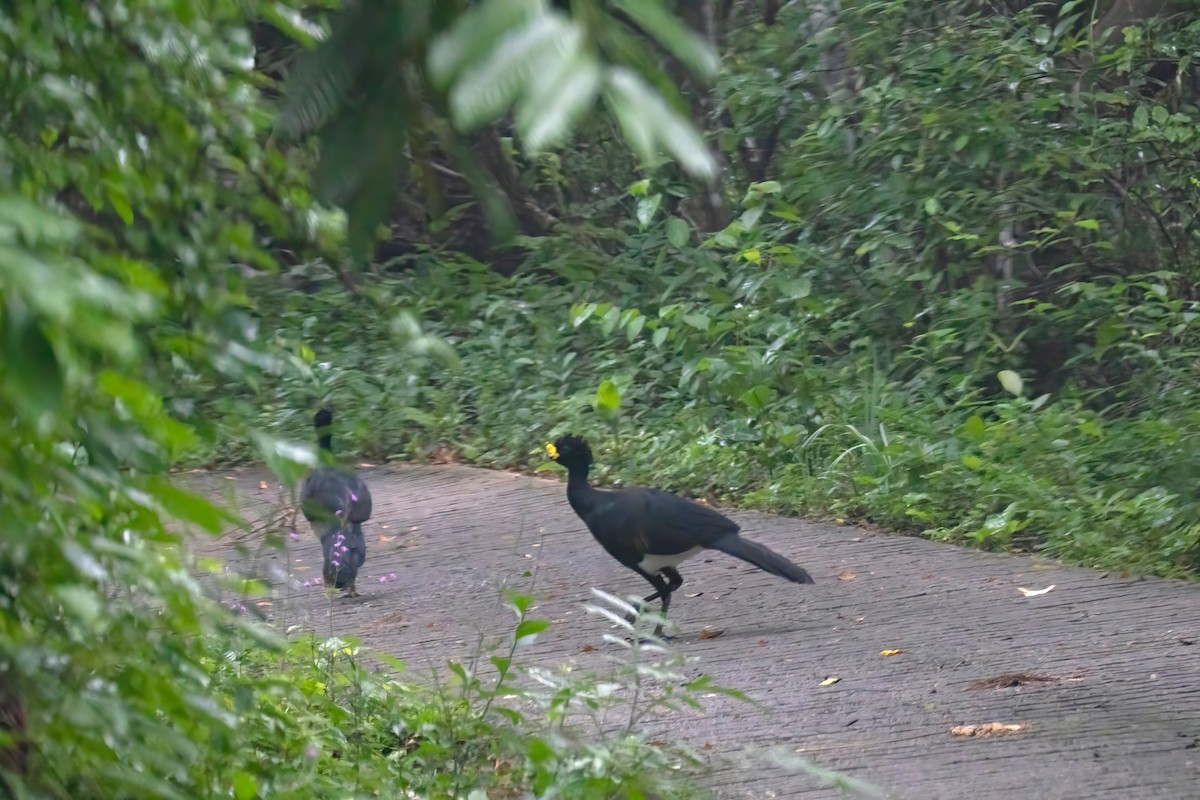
321,521,367,589
710,534,814,584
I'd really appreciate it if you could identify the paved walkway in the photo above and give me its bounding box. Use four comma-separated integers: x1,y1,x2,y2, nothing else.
187,464,1200,799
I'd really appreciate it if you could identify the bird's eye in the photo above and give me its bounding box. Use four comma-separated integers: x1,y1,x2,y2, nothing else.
545,443,559,459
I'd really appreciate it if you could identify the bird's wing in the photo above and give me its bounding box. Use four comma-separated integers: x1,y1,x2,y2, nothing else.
300,469,371,523
587,487,740,558
346,475,372,523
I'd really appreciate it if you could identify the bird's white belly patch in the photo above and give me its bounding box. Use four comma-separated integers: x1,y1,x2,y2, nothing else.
639,547,703,573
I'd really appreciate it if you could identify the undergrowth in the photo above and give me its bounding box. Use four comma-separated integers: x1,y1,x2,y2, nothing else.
87,585,714,800
178,0,1200,580
181,246,1200,580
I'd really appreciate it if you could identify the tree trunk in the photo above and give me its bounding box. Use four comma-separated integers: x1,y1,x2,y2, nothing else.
471,130,559,237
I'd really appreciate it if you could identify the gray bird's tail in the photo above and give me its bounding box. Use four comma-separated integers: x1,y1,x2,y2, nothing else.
321,522,367,589
710,534,814,584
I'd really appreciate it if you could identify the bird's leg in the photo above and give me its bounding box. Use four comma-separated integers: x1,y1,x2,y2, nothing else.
342,578,358,598
658,567,684,617
628,570,675,639
629,571,670,619
651,568,685,638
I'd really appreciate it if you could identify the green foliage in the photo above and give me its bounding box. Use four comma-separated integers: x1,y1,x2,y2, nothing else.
0,1,727,798
212,220,1200,577
7,0,1200,796
180,589,707,800
0,1,311,795
279,0,719,257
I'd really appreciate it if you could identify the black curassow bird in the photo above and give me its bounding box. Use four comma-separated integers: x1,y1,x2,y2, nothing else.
299,408,373,597
547,434,814,637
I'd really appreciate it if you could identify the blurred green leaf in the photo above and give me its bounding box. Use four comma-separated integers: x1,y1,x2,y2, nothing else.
147,476,237,534
233,771,258,800
997,369,1024,397
514,618,550,641
450,14,580,131
610,0,720,79
2,315,63,418
517,50,602,152
666,217,690,248
606,67,716,179
428,0,547,90
596,379,622,414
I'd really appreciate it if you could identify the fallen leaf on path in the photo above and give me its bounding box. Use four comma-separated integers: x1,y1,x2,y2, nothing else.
880,649,904,656
758,639,768,647
819,677,840,686
1017,584,1055,597
699,627,724,640
837,569,856,581
686,592,703,598
379,535,394,542
580,644,596,653
950,722,1026,737
259,481,269,490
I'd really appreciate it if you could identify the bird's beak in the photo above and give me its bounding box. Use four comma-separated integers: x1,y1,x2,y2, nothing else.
545,443,559,460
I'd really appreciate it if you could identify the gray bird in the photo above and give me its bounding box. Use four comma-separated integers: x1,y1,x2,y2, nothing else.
299,408,372,597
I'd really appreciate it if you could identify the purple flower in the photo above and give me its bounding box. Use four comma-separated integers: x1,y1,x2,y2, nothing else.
350,491,358,502
303,580,311,588
340,545,348,554
379,576,386,583
335,509,343,517
389,572,397,581
289,530,299,541
315,577,323,585
332,559,340,567
305,744,318,759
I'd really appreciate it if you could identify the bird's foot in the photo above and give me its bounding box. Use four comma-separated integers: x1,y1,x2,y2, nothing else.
632,635,675,645
627,627,674,645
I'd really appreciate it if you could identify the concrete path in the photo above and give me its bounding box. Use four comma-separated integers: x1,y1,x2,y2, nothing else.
186,463,1200,799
